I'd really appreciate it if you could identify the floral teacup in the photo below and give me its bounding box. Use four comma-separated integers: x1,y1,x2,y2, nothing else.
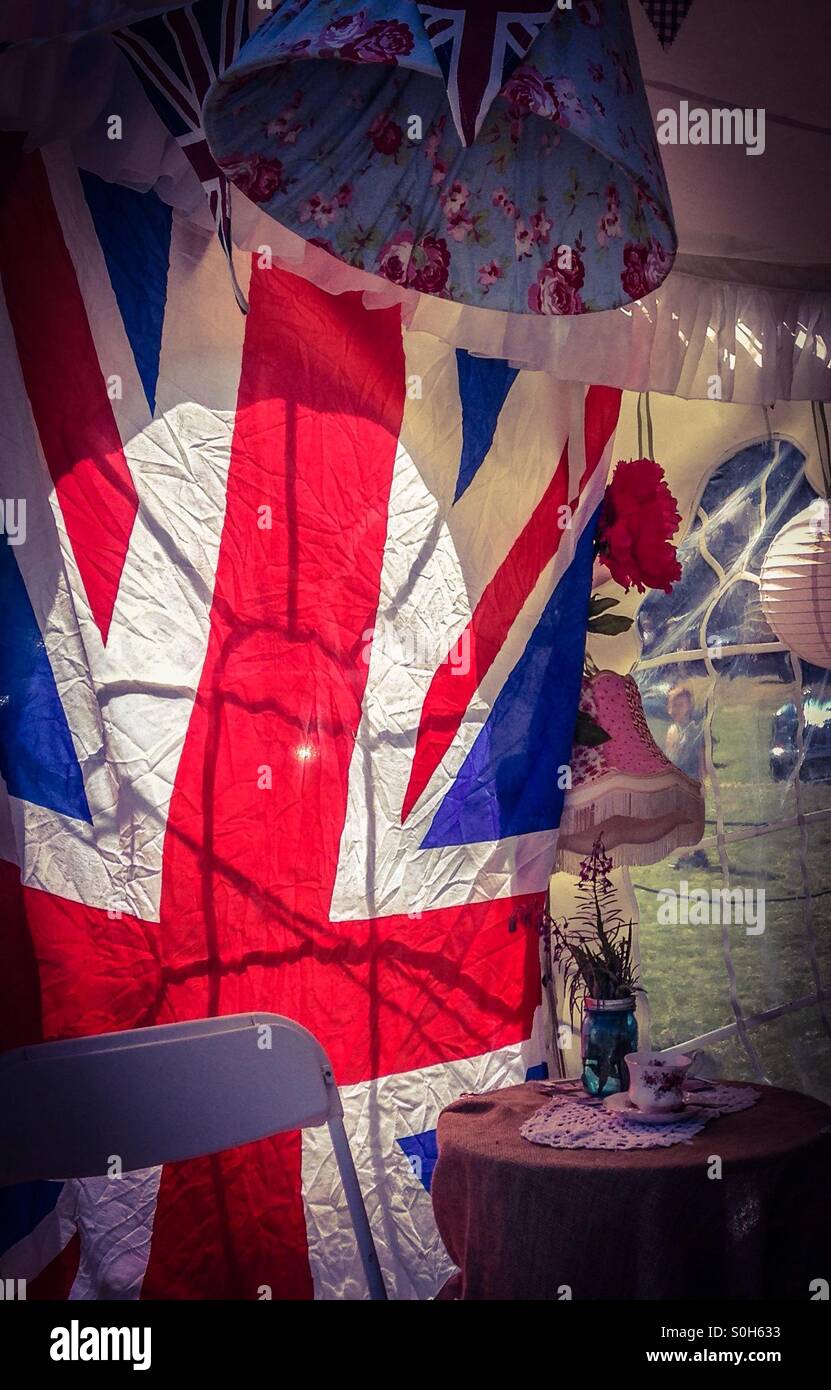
625,1050,692,1113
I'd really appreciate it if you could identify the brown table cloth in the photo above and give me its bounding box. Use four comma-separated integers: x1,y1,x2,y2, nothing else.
431,1081,831,1300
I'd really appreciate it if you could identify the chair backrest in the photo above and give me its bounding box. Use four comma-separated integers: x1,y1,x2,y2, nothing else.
0,1012,337,1185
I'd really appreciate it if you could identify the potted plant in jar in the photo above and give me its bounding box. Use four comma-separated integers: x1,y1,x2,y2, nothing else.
542,836,641,1097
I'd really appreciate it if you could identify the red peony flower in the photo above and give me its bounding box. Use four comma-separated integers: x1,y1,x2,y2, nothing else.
596,458,682,593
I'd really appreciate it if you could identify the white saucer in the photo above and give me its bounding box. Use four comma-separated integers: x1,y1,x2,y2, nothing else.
603,1092,707,1125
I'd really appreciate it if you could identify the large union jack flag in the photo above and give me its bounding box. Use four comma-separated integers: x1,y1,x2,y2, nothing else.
0,144,620,1299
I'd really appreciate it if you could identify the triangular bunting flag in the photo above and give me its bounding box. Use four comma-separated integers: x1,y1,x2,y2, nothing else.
639,0,694,49
416,3,556,147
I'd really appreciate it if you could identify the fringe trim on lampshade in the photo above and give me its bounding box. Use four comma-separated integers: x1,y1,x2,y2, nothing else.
554,778,706,873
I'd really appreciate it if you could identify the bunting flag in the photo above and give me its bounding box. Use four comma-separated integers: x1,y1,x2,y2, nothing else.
639,0,694,48
0,145,621,1299
416,3,556,146
112,0,250,311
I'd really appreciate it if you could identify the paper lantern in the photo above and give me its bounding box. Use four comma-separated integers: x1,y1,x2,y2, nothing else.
760,505,831,670
555,671,705,872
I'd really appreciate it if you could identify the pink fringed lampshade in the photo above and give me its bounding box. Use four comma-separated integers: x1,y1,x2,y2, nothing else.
555,670,705,872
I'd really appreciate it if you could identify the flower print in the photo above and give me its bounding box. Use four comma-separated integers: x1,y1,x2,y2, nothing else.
441,180,470,216
446,211,474,242
478,260,503,291
369,112,403,156
492,186,517,218
620,237,672,300
378,230,415,285
218,153,286,204
378,231,451,293
424,124,449,185
439,181,473,241
553,78,591,132
501,64,560,121
514,220,534,260
298,184,351,229
645,236,673,287
298,194,336,227
530,207,552,245
608,48,634,95
341,20,414,61
320,12,370,48
408,234,450,293
597,185,621,247
265,91,304,145
589,61,604,83
592,94,606,119
528,246,587,314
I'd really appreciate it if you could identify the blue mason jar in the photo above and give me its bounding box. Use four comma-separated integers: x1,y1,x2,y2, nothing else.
580,997,639,1097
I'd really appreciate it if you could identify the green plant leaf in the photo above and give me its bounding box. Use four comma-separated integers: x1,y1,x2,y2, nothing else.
587,613,634,636
588,594,620,617
573,711,611,747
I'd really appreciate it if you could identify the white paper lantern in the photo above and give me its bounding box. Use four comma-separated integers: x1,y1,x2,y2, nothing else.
760,504,831,669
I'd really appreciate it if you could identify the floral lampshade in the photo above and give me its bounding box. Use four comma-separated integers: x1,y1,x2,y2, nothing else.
203,0,676,318
759,504,831,670
555,670,705,871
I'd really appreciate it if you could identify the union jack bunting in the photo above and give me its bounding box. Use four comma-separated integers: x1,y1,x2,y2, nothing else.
0,144,620,1298
416,3,556,146
113,0,250,311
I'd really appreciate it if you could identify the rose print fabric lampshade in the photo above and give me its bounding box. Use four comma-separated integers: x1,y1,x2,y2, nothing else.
203,0,676,317
555,670,705,871
760,505,831,670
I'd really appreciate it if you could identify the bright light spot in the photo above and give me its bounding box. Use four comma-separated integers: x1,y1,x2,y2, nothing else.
295,744,315,761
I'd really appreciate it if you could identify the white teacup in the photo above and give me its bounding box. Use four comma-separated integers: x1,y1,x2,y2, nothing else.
625,1051,692,1113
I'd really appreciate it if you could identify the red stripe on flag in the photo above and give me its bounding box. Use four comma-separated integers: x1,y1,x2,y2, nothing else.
401,383,622,822
0,153,139,642
157,263,539,1083
26,1232,81,1302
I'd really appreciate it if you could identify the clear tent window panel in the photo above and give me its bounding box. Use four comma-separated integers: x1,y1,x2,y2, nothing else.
633,436,831,1099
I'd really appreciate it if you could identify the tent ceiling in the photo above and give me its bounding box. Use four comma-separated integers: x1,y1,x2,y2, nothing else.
632,0,831,276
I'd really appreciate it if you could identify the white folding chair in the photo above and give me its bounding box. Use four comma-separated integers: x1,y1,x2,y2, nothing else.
0,1012,387,1300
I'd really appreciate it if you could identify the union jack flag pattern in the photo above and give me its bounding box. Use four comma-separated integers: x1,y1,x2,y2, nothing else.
416,3,557,145
113,0,250,311
0,143,620,1299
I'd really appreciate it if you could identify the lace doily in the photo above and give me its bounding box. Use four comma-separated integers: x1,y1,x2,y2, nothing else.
521,1084,760,1150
